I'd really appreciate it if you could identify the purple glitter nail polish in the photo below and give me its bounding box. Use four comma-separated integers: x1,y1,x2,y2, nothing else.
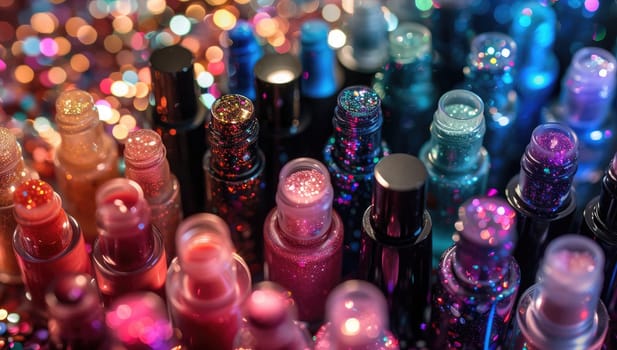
506,122,579,295
431,197,519,349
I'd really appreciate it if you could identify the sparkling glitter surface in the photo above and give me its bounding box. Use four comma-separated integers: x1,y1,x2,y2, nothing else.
124,129,166,170
469,32,516,73
13,179,53,210
431,197,519,349
335,87,382,133
282,169,326,205
519,124,578,211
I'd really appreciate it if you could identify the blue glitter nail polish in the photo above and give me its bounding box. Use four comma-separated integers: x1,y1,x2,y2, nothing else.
543,47,617,211
323,86,389,277
419,89,490,263
373,22,437,155
300,20,340,99
506,123,579,293
431,196,519,349
227,21,262,101
464,32,519,191
509,2,559,145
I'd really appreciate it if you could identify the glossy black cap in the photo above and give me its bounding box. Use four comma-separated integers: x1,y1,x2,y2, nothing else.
371,153,428,240
598,154,617,231
149,45,199,124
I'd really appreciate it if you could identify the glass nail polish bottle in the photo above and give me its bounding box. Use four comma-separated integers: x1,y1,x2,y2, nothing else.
203,94,265,279
463,32,519,191
148,44,208,216
418,89,489,262
508,235,608,350
337,0,389,86
509,2,559,142
226,20,262,101
54,89,120,243
581,153,617,347
107,292,180,350
13,179,92,308
167,213,251,349
0,127,37,284
431,197,520,349
233,281,313,350
124,129,182,261
373,22,437,155
92,178,167,304
358,153,432,348
542,47,617,211
264,157,344,325
323,86,388,277
46,273,109,349
314,280,399,350
505,123,579,294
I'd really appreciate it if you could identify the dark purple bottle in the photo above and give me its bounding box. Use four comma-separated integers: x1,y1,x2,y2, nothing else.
358,153,432,349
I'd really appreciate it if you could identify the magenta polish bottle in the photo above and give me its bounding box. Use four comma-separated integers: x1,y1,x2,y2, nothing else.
431,197,520,349
263,157,344,326
508,235,608,349
314,279,399,349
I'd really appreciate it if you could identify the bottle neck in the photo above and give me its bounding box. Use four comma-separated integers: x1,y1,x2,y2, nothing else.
466,70,516,111
597,166,617,231
332,107,383,173
125,160,175,205
208,115,261,180
57,123,111,166
0,158,30,206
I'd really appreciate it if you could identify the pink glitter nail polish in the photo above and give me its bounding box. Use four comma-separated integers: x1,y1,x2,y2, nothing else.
264,157,344,325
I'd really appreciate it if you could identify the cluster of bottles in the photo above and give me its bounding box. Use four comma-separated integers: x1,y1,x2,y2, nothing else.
1,1,617,349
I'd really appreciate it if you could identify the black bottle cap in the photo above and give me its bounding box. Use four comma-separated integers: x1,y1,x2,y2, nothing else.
371,153,428,240
149,45,199,124
598,156,617,231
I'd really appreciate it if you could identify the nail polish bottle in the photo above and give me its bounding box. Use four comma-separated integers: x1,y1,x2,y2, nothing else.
54,89,120,243
505,123,578,295
509,2,559,143
431,0,475,92
226,20,262,101
373,22,437,155
336,0,389,86
580,153,617,347
508,235,608,350
254,53,311,207
323,85,388,276
166,213,251,349
431,197,520,349
13,179,92,308
264,157,343,324
314,280,399,350
107,292,180,350
92,178,167,304
46,273,109,349
124,129,182,261
233,281,313,350
418,89,489,262
358,153,432,348
300,19,342,157
203,94,265,279
463,32,519,191
542,47,617,211
0,127,37,284
149,44,208,216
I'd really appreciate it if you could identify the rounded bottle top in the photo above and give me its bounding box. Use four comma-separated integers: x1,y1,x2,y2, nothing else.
389,22,431,63
106,292,176,348
566,47,616,91
124,129,166,170
276,158,334,240
175,213,236,281
245,281,297,329
55,89,99,133
46,273,101,316
300,19,330,49
434,89,485,139
335,86,382,134
95,178,151,237
525,123,578,173
371,153,428,240
510,2,556,49
210,94,256,136
254,53,302,85
534,235,604,332
468,32,517,73
229,20,259,53
13,179,61,225
325,280,390,346
149,44,194,73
